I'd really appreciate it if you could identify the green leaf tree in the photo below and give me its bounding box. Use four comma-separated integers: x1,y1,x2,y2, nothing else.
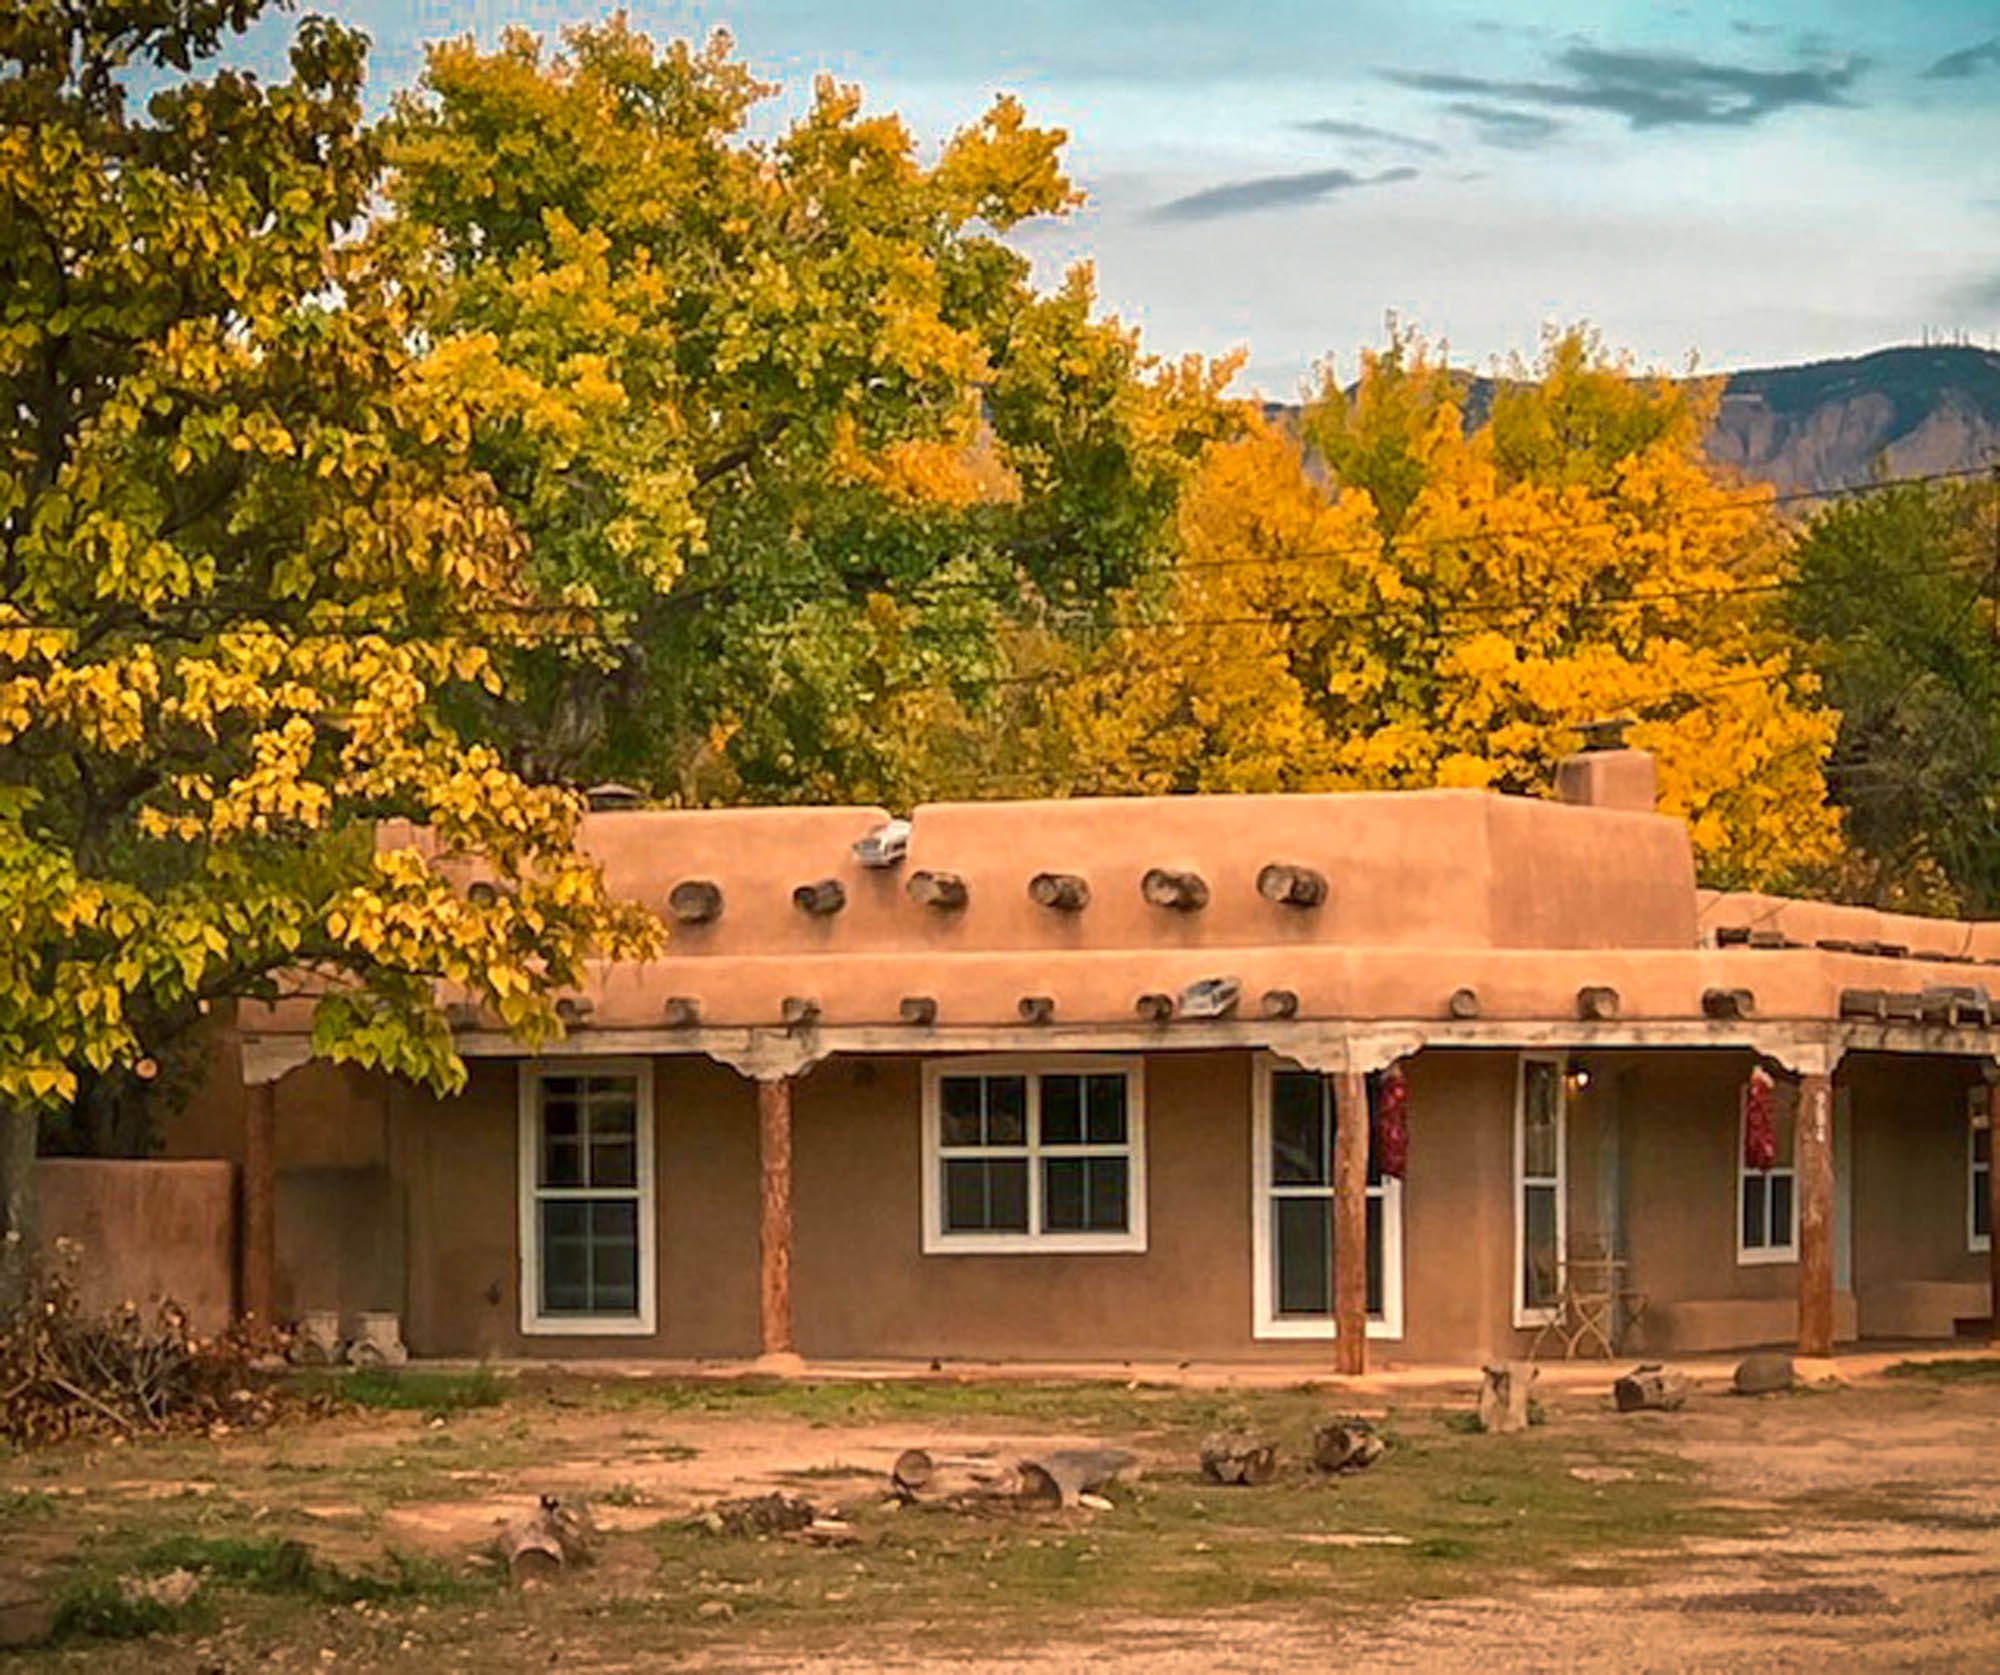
0,2,657,1307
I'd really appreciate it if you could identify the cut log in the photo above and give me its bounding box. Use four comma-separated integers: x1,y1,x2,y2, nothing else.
1135,992,1174,1022
1576,986,1620,1022
891,1448,935,1499
1029,872,1091,912
702,1492,818,1538
1261,988,1300,1020
1701,987,1755,1020
1018,995,1056,1024
907,870,969,911
1035,1447,1138,1506
1141,867,1209,911
1256,862,1327,908
899,995,938,1025
1448,987,1481,1020
1311,1418,1385,1474
1199,1430,1279,1486
668,879,724,925
662,996,701,1029
554,996,594,1027
780,995,820,1028
891,1448,1076,1512
1478,1362,1536,1435
792,878,846,917
493,1495,598,1585
1733,1351,1795,1395
1613,1363,1690,1413
799,1518,862,1547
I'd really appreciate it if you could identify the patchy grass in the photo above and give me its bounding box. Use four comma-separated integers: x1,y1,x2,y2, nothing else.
49,1578,210,1646
291,1366,511,1414
1885,1356,2000,1384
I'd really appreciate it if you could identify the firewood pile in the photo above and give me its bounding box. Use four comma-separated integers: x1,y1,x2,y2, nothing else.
0,1242,294,1446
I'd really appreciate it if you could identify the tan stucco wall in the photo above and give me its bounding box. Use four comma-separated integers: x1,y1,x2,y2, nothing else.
36,1159,237,1333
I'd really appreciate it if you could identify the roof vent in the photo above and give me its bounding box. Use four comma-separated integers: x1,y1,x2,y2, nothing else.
1555,719,1656,813
585,781,644,810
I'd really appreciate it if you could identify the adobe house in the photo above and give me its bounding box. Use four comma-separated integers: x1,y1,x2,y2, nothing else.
187,737,2000,1371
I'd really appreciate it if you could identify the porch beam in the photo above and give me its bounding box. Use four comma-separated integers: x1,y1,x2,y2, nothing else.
1334,1068,1371,1376
1988,1074,2000,1347
1796,1071,1836,1357
242,1078,276,1325
756,1075,797,1361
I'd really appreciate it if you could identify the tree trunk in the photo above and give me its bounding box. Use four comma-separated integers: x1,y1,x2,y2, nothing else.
0,1103,39,1315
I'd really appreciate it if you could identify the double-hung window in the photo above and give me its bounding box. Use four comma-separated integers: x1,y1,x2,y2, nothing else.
518,1062,656,1334
1515,1054,1567,1326
1251,1059,1403,1339
922,1058,1146,1253
1971,1091,1991,1255
1738,1079,1797,1265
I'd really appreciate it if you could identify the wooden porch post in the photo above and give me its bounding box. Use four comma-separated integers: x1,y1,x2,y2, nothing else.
242,1078,277,1325
1334,1068,1371,1376
1987,1075,2000,1347
1796,1070,1835,1358
756,1075,796,1360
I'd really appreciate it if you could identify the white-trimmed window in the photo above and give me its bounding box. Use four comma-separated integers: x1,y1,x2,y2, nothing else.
1515,1054,1567,1326
921,1058,1146,1253
1251,1058,1404,1340
518,1061,656,1335
1970,1091,1991,1255
1738,1079,1797,1266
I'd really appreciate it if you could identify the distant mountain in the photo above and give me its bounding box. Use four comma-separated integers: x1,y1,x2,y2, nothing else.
1278,344,2000,496
1704,346,2000,494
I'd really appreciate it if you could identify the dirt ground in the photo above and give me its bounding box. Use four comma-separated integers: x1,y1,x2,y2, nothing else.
5,1359,1998,1671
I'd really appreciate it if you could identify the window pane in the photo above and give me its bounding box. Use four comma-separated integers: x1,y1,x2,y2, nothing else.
1275,1197,1331,1316
541,1138,584,1189
1523,1184,1559,1308
1041,1076,1085,1146
589,1140,637,1191
587,1201,639,1314
940,1078,983,1147
587,1087,636,1135
1273,1072,1327,1186
1044,1157,1085,1230
540,1201,589,1314
943,1158,1029,1233
1365,1192,1385,1318
1523,1063,1560,1178
1976,1126,1991,1168
1087,1156,1129,1232
1743,1176,1766,1249
1976,1169,1991,1240
542,1091,580,1138
1770,1172,1794,1248
986,1077,1028,1146
1086,1075,1128,1145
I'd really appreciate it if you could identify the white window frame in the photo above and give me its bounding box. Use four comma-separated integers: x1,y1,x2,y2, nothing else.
1513,1052,1568,1328
921,1056,1147,1254
517,1059,657,1336
1250,1053,1404,1341
1970,1092,1991,1256
1737,1077,1798,1267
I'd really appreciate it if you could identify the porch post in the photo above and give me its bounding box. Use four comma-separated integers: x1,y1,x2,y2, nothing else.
1796,1070,1835,1358
1334,1068,1371,1376
756,1075,796,1360
242,1078,277,1325
1987,1074,2000,1347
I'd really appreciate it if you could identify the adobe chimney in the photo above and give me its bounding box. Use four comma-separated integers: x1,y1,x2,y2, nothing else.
1554,719,1656,814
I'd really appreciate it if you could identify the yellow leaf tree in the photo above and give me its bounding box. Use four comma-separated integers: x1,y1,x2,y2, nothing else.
1055,328,1842,886
0,3,658,1306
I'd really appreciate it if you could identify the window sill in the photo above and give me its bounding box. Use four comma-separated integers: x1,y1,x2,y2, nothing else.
923,1231,1147,1256
521,1314,657,1337
1254,1318,1402,1341
1736,1247,1798,1268
1972,1235,1991,1255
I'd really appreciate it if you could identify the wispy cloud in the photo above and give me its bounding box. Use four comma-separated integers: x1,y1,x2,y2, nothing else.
1147,166,1419,224
1382,43,1867,130
1296,118,1445,158
1923,38,2000,80
1447,101,1564,149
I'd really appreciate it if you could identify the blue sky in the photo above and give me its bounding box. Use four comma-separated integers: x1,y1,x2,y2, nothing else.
242,2,1999,394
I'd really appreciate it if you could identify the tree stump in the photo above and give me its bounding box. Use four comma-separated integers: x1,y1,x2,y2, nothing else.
1478,1362,1536,1434
1311,1418,1385,1473
1613,1364,1690,1413
493,1495,596,1585
1199,1430,1279,1485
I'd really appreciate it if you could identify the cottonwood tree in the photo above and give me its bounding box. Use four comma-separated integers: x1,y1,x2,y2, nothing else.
387,19,1238,805
0,3,657,1306
1046,329,1842,888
